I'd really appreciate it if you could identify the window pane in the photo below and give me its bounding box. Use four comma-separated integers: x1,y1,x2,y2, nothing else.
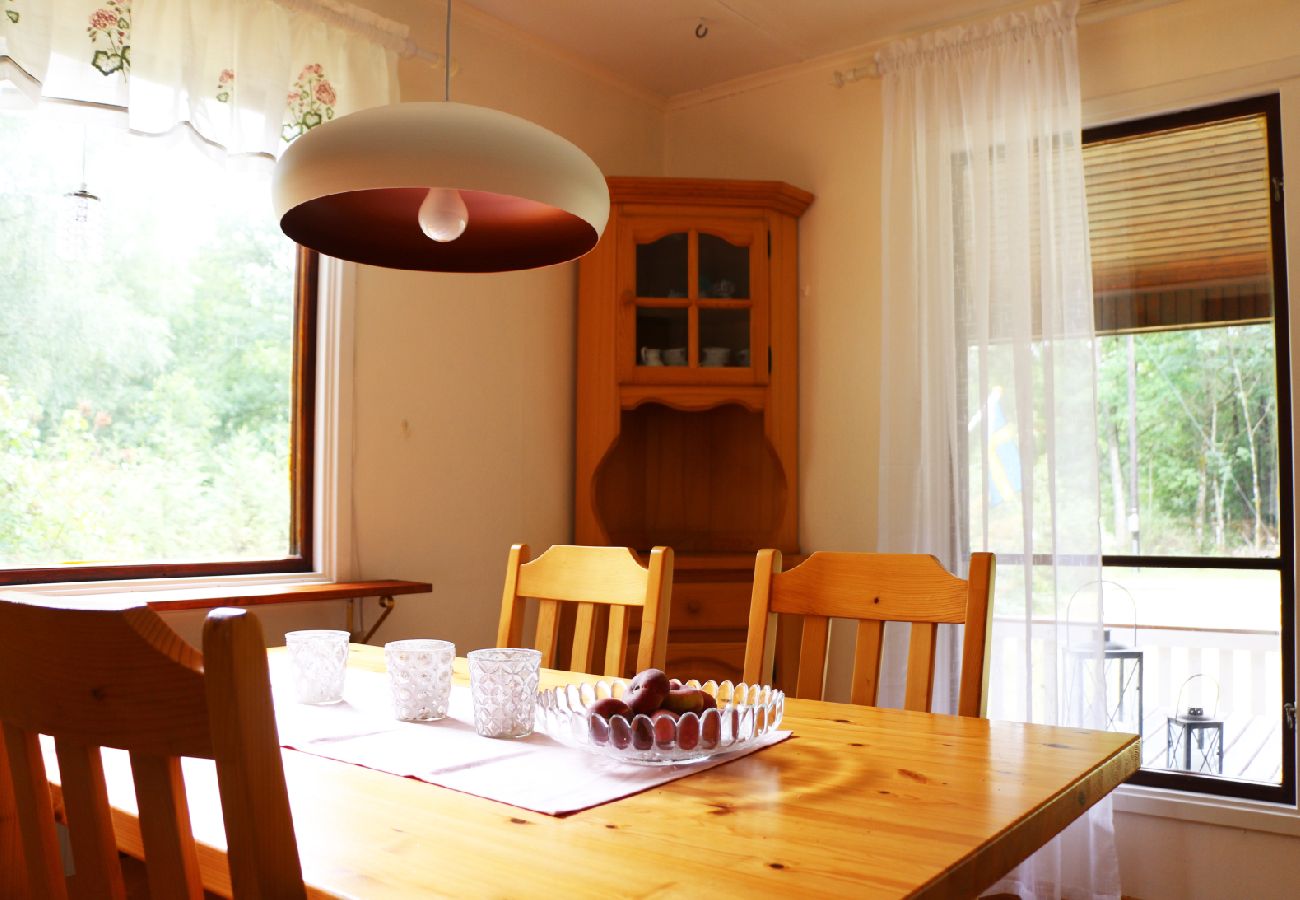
1097,326,1280,557
1085,111,1282,559
1096,567,1283,786
0,112,298,568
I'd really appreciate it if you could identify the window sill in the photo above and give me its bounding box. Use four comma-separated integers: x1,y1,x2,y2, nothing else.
1,571,337,600
1114,782,1300,837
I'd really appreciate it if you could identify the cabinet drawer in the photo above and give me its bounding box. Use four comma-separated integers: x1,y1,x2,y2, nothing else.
669,581,751,632
665,641,745,684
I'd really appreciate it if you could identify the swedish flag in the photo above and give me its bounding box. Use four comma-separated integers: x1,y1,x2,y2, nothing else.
983,387,1021,507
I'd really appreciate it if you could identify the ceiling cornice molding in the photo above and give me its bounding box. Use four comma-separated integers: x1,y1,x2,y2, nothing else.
664,0,1184,113
450,2,667,112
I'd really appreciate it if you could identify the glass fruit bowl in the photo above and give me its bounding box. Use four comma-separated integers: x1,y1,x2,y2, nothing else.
536,678,784,765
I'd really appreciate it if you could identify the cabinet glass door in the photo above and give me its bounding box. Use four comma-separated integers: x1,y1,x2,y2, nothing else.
625,218,766,381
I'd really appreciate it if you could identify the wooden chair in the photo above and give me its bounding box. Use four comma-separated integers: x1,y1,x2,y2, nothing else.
498,544,674,677
744,550,996,717
0,594,304,899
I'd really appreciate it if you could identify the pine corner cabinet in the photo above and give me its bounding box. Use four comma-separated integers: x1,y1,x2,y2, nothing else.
575,177,813,683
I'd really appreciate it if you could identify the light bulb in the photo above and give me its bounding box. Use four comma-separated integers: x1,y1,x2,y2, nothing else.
417,187,468,242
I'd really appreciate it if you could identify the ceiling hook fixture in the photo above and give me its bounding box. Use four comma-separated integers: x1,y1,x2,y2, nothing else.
272,0,609,273
695,19,709,39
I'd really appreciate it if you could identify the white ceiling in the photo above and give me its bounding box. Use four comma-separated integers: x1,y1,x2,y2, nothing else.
458,0,1016,99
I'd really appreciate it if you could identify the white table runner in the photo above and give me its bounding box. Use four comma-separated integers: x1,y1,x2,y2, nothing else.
270,662,791,817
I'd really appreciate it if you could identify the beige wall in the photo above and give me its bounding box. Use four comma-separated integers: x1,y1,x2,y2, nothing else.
662,0,1300,897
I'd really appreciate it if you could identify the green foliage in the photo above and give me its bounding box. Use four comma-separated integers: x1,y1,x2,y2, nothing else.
0,114,296,568
1098,326,1280,557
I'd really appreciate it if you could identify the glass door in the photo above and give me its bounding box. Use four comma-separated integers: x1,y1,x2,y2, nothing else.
620,216,767,385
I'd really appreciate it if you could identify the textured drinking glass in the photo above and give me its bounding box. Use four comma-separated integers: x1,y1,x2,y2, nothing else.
285,630,350,704
385,639,455,721
468,648,541,738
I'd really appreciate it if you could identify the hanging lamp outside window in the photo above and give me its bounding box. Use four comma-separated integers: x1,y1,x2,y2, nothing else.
271,2,608,273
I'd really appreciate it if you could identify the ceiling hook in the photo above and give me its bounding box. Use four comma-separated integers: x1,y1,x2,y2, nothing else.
695,19,709,39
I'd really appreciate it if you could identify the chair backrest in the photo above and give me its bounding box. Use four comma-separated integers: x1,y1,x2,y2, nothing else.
498,544,674,677
0,594,305,899
744,550,995,716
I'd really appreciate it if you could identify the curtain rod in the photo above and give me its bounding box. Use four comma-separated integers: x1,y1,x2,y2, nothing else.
832,0,1182,86
273,0,446,68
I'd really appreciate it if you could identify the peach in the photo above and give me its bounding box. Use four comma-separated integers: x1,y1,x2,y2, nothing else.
631,715,654,750
651,709,679,747
676,713,700,751
700,708,721,749
625,668,670,715
661,688,706,715
588,697,631,722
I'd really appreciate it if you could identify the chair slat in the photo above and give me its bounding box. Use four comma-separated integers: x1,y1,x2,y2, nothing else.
636,546,674,671
497,545,530,648
958,553,996,717
0,733,31,899
203,609,306,898
2,724,66,900
534,601,562,669
54,739,125,900
849,620,884,707
604,605,629,678
744,550,781,685
904,623,938,713
794,616,830,700
571,603,597,674
129,754,202,900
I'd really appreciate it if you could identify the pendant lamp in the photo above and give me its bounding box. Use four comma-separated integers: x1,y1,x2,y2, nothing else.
271,3,608,273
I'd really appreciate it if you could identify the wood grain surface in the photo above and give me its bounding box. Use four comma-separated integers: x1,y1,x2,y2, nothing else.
49,645,1138,899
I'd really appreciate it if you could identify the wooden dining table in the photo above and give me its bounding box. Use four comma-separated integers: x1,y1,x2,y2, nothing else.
59,645,1138,898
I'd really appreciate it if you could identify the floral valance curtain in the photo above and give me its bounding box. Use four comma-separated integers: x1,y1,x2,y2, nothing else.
0,0,401,157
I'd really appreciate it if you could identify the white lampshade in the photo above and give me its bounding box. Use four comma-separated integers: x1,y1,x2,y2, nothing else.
272,102,610,272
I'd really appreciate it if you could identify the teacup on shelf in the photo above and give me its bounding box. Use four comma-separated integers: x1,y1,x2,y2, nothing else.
664,347,687,366
700,347,730,367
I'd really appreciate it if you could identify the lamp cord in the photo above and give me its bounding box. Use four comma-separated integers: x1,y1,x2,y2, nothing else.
444,0,452,102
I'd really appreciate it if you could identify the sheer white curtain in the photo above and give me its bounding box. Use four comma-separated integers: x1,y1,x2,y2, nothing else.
877,1,1117,897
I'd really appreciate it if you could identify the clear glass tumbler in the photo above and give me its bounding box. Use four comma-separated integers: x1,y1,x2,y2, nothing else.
468,648,541,739
285,629,350,704
385,639,455,721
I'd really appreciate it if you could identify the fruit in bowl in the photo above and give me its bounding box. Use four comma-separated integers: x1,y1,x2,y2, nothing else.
538,667,784,765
